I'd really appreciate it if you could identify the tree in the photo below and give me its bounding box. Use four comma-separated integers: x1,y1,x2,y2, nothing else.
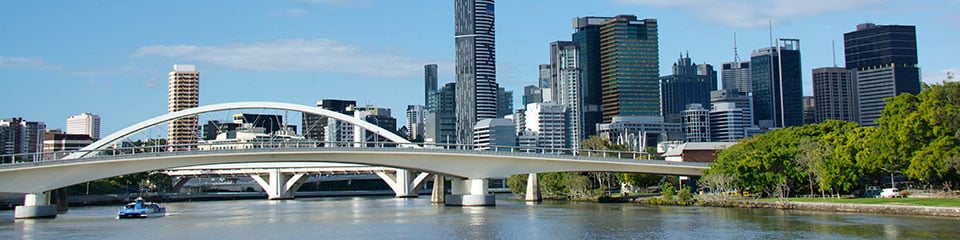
506,174,527,196
795,137,826,198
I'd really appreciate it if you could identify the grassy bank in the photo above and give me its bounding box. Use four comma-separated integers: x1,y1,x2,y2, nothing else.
762,197,960,208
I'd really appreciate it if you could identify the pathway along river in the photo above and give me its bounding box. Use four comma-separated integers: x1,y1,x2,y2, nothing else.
2,195,959,239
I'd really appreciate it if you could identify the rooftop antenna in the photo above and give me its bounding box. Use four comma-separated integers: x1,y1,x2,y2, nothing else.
768,18,774,49
832,40,837,67
733,32,740,63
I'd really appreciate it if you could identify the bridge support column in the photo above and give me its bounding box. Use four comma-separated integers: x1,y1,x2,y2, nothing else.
376,169,431,198
431,175,445,203
250,169,308,200
525,173,541,202
445,178,495,206
14,192,58,219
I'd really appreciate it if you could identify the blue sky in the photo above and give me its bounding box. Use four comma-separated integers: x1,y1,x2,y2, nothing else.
1,0,958,136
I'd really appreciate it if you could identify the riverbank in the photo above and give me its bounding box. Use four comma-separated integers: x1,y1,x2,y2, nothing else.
607,195,960,218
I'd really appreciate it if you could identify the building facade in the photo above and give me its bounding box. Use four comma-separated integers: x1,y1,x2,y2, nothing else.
844,23,920,126
660,53,717,123
802,96,816,124
599,16,660,122
302,99,356,145
710,102,749,142
813,67,858,123
455,0,498,145
425,64,438,106
538,64,553,102
681,104,711,142
520,102,567,149
721,61,751,93
406,105,428,141
751,39,803,128
426,83,457,144
550,40,583,149
597,116,682,151
66,113,100,139
473,118,516,151
497,87,513,118
572,16,610,143
167,64,200,151
711,89,754,125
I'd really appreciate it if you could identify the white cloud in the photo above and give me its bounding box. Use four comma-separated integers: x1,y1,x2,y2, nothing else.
615,0,890,27
0,56,48,69
923,68,959,84
132,39,431,79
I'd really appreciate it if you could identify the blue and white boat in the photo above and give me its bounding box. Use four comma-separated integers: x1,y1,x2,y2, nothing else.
118,197,166,219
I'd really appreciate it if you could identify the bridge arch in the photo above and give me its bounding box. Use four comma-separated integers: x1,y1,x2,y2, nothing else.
68,102,413,159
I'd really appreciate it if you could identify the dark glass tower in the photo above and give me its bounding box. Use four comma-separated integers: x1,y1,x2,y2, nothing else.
844,23,919,126
425,64,438,106
572,16,609,139
751,39,803,128
660,53,717,123
455,0,497,145
598,16,660,122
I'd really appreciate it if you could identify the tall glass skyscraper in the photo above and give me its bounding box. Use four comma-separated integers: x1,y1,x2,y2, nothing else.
751,39,803,128
598,16,660,122
813,67,857,123
424,64,438,106
455,0,497,145
550,40,582,149
572,16,609,141
844,23,919,126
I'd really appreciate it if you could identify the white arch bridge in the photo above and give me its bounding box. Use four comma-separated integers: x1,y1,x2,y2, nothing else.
0,102,708,218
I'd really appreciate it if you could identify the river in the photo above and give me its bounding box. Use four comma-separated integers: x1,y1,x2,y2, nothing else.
1,195,958,239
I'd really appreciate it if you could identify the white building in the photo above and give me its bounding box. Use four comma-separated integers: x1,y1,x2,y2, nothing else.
710,102,749,142
520,102,567,150
66,113,101,139
405,105,428,141
473,118,516,151
682,104,710,142
597,116,683,151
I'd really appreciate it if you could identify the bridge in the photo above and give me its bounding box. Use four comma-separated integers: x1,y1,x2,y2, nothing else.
0,102,709,218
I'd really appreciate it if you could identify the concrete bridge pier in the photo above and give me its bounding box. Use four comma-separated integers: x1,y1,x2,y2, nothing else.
376,169,431,198
431,175,445,203
14,192,59,219
525,173,541,202
445,178,495,206
250,168,309,200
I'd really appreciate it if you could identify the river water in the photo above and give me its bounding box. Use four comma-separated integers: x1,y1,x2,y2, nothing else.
1,195,958,239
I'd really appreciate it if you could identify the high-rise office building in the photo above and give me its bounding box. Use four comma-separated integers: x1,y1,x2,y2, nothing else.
802,96,816,124
497,87,513,118
302,99,356,144
539,64,554,102
425,64,438,106
844,23,920,126
520,102,567,149
681,104,710,142
167,64,200,151
711,89,754,125
352,105,397,145
572,16,610,141
473,118,516,151
455,0,498,145
66,113,100,139
406,105,428,141
550,40,583,149
522,85,542,106
813,67,858,123
599,16,660,122
721,61,752,92
751,39,803,128
426,83,457,144
710,102,749,142
660,53,717,123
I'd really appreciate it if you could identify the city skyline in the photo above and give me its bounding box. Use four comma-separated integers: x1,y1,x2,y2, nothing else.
1,0,957,135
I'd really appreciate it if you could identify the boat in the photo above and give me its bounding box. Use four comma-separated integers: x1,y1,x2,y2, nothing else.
118,197,166,219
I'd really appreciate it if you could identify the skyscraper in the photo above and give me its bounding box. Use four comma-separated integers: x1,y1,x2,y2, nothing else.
844,23,920,126
721,61,751,92
573,16,611,142
802,96,816,124
660,53,717,123
550,40,583,149
538,64,553,102
167,64,199,151
599,16,660,122
426,83,457,144
66,113,101,139
406,105,428,141
710,102,749,142
497,87,513,118
425,64,438,106
751,39,803,128
522,85,542,105
711,89,754,125
455,0,497,145
302,99,356,143
681,104,710,142
813,67,857,123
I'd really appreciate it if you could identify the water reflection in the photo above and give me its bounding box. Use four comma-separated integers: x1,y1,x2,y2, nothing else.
2,197,960,240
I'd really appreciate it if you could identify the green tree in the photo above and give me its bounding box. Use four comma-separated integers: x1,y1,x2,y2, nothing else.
506,174,527,196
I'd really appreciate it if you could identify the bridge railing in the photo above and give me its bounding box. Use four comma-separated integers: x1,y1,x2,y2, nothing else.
0,139,655,167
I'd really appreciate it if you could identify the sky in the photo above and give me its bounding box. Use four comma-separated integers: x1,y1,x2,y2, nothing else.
1,0,958,137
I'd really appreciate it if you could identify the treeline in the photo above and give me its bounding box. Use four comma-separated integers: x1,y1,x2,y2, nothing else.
704,82,960,198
